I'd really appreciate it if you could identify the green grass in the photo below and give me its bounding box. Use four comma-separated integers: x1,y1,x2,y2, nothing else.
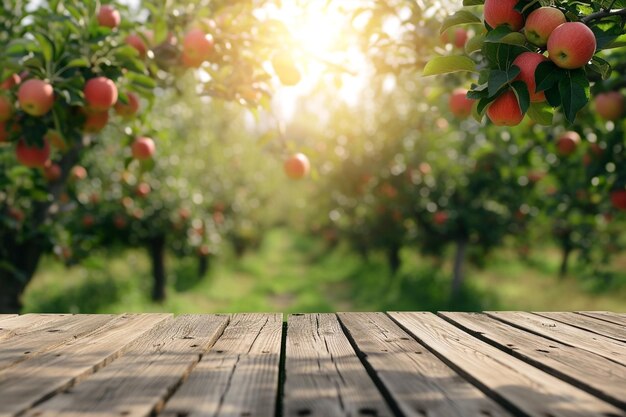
22,229,626,313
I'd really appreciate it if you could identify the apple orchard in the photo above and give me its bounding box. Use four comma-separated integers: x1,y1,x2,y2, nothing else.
1,0,626,312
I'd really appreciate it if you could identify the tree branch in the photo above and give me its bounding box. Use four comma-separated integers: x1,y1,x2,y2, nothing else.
581,8,626,24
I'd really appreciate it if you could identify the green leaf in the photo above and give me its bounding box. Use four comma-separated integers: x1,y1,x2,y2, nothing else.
465,34,485,54
511,80,530,115
534,61,561,93
65,57,90,69
558,69,590,124
527,102,554,126
587,56,612,80
422,55,477,76
33,32,55,63
487,67,520,98
127,72,157,90
440,10,482,34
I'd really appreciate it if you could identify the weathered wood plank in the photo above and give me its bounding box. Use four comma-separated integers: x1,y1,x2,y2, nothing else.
0,315,17,321
487,311,626,366
390,312,624,417
21,314,229,417
577,311,626,327
0,314,70,342
441,312,626,409
0,313,171,417
338,312,511,417
535,312,626,343
283,313,394,417
161,313,282,417
0,314,114,370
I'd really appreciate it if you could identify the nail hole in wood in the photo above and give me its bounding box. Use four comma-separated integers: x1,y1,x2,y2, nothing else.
241,413,251,417
120,411,130,416
215,350,224,354
190,344,198,348
359,408,378,416
176,413,189,417
400,337,410,340
297,409,311,416
182,336,194,340
293,313,304,316
24,351,31,354
414,351,422,354
536,349,549,353
47,329,61,333
481,411,493,416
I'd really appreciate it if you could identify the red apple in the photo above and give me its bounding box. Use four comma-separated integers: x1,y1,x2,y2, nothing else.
487,90,524,126
284,153,310,179
71,165,88,180
17,79,54,116
524,7,566,47
0,95,13,121
272,52,301,86
97,5,121,29
513,52,549,103
114,214,127,229
594,91,624,121
125,33,148,59
453,28,469,48
449,88,474,119
8,207,25,222
434,211,449,225
556,131,580,156
84,77,118,112
43,161,62,182
198,245,211,257
114,92,140,117
181,29,214,68
484,0,524,31
1,73,21,90
611,190,626,211
15,137,50,168
136,182,151,197
83,110,109,133
548,22,596,69
131,136,155,159
82,214,95,228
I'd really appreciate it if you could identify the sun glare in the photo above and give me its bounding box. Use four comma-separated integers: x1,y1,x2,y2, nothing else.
266,1,371,117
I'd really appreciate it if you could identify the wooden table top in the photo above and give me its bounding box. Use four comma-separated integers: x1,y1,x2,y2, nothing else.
0,311,624,417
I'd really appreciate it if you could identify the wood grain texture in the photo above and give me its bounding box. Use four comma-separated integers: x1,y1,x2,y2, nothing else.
390,312,625,417
161,313,282,417
0,315,17,321
0,313,171,417
576,311,626,327
283,313,394,417
487,311,626,366
0,314,114,371
0,314,70,342
21,314,229,417
441,312,626,409
338,312,511,417
534,312,626,342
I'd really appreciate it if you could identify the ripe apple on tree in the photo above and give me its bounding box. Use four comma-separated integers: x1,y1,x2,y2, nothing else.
611,189,626,211
125,33,148,59
486,90,523,126
15,137,50,168
71,165,88,181
284,153,310,179
83,110,110,133
513,52,548,103
483,0,524,31
1,73,21,90
17,79,54,116
131,136,155,160
114,92,140,117
556,131,580,156
548,22,596,69
84,77,118,112
449,88,474,119
272,52,301,86
181,28,214,68
135,182,151,198
43,161,62,182
594,91,624,121
97,5,121,29
524,7,566,47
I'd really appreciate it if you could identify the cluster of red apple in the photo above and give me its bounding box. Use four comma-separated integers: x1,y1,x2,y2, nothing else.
447,1,625,127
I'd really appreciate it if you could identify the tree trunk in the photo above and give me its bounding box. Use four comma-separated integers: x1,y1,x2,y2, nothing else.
198,254,210,278
451,238,468,300
559,245,572,278
387,244,401,276
0,240,45,313
148,234,167,302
